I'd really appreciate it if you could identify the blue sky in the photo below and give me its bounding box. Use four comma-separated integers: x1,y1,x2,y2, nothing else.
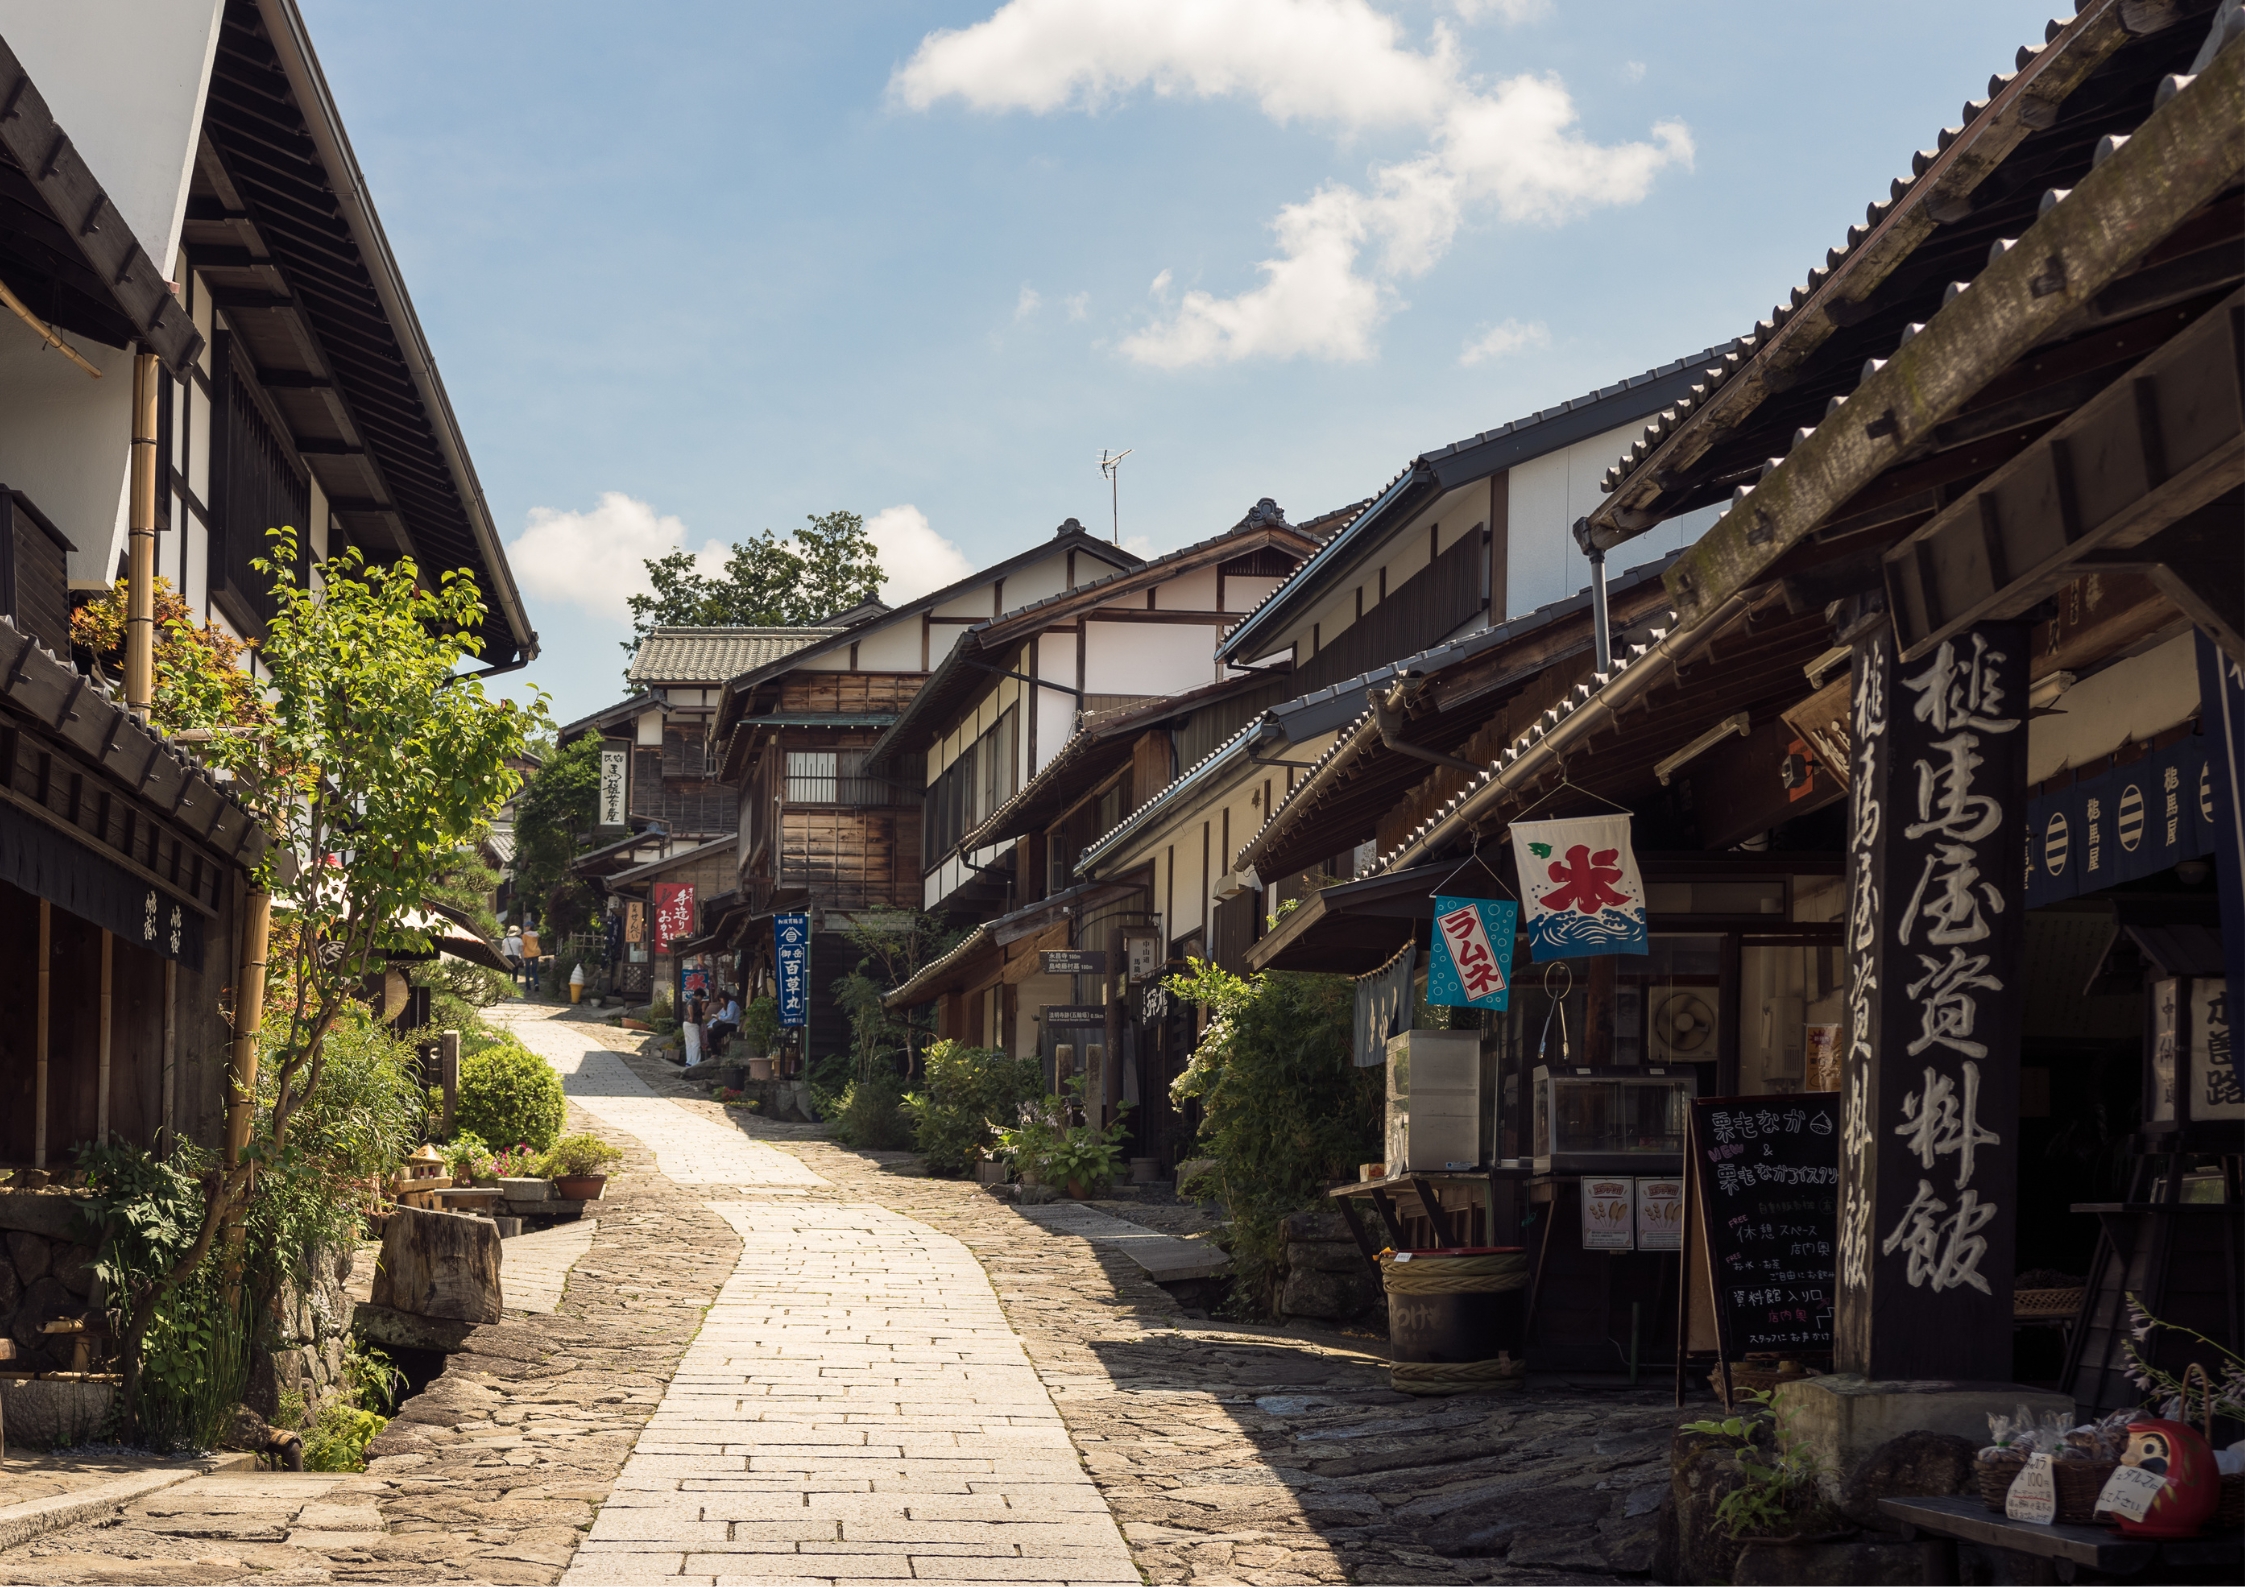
298,0,2062,726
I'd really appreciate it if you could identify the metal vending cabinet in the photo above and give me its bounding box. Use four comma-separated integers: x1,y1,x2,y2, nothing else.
1386,1030,1482,1172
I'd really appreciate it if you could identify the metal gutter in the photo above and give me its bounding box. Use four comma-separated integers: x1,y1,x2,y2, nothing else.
1375,589,1756,876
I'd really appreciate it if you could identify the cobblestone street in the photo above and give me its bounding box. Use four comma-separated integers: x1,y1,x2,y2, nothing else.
0,1006,1685,1585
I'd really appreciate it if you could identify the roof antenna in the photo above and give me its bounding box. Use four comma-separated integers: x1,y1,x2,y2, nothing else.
1097,448,1132,544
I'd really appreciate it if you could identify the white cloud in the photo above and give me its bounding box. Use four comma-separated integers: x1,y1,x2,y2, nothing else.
508,492,724,617
1014,284,1042,321
1452,0,1551,22
1149,268,1173,299
1623,59,1647,83
866,505,975,603
1458,317,1549,366
1065,291,1090,321
897,0,1689,368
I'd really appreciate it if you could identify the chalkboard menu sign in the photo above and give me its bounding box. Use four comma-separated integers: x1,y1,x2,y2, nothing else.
1685,1095,1839,1356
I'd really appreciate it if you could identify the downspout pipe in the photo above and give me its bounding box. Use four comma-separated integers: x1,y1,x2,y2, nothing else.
1574,516,1613,675
1370,682,1484,776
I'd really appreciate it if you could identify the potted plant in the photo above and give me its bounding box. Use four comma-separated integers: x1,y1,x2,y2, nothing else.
995,1080,1132,1199
440,1133,497,1187
542,1133,622,1200
491,1142,550,1202
743,995,781,1080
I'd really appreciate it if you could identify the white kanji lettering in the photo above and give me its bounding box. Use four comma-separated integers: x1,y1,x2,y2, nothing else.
1903,948,2005,1058
1894,1060,2000,1188
1879,1178,1997,1293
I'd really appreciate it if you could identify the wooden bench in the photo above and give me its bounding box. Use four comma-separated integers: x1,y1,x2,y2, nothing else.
1881,1494,2242,1582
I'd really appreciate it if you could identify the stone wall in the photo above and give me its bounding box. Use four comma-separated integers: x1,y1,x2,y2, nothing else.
3,1182,357,1439
1,1186,102,1371
1274,1210,1382,1323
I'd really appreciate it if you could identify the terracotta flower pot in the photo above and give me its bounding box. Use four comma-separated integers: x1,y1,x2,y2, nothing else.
1065,1178,1100,1199
554,1174,607,1201
748,1057,774,1081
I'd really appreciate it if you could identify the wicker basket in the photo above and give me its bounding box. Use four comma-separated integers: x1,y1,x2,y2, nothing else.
1976,1448,2026,1512
2013,1286,2085,1321
2053,1458,2121,1524
2179,1363,2243,1531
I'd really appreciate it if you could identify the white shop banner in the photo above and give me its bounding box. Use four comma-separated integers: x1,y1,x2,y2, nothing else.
1511,814,1650,960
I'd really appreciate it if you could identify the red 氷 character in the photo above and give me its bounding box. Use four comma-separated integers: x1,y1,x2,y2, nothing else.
1542,845,1629,914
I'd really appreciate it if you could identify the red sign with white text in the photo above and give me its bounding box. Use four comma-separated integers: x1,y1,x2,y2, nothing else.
652,883,695,952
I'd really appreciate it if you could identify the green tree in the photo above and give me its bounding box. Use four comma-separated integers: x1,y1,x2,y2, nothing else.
108,531,545,1431
1167,960,1373,1318
512,734,601,919
622,509,883,663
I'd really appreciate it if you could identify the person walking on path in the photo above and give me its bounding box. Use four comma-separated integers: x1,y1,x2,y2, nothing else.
520,923,542,995
501,924,525,994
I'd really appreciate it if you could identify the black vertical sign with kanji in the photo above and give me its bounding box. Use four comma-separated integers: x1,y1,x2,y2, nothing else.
1835,622,2028,1379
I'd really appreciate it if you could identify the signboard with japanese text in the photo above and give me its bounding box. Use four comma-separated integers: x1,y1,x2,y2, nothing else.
1426,894,1517,1010
598,745,628,829
0,802,204,967
625,900,646,945
1041,950,1107,977
774,912,809,1028
1511,814,1649,960
2197,633,2245,1087
2191,979,2239,1121
1687,1094,1839,1356
652,883,695,952
1836,625,2026,1380
1042,1005,1108,1031
1124,934,1162,982
1581,1175,1635,1250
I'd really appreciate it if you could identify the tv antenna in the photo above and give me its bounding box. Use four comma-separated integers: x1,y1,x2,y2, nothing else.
1097,448,1132,544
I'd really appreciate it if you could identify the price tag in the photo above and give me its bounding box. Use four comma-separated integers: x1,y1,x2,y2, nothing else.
2004,1453,2056,1524
2095,1464,2167,1522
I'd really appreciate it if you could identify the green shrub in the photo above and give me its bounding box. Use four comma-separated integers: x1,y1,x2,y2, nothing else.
829,1066,914,1150
996,1077,1132,1192
1167,959,1371,1319
901,1041,1044,1175
454,1036,565,1152
303,1402,388,1471
540,1132,622,1178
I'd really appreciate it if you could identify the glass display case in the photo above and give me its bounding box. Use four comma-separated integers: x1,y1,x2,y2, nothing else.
1531,1065,1696,1174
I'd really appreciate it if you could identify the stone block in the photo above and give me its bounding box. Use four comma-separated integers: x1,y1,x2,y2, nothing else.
1837,1429,1978,1530
372,1205,504,1322
0,1251,21,1315
1772,1375,2070,1500
0,1190,85,1240
1280,1210,1353,1244
1277,1266,1370,1322
1733,1538,1930,1584
1287,1239,1369,1275
0,1375,114,1448
353,1299,482,1354
6,1229,52,1282
11,1274,74,1352
52,1243,96,1297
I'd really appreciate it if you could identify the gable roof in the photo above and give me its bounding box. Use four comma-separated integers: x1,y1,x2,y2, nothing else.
556,689,663,747
627,627,842,685
1214,346,1734,665
864,511,1320,768
192,1,535,665
710,524,1143,733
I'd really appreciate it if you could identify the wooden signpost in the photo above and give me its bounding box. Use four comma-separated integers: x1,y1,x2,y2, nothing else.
1675,1092,1841,1405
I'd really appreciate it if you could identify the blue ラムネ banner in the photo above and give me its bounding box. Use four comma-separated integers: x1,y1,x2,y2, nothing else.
774,912,810,1028
1426,894,1518,1010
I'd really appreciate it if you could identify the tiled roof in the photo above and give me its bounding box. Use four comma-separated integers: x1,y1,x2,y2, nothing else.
627,627,842,684
1216,347,1731,664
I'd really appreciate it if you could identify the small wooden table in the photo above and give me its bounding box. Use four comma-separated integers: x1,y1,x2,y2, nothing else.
1880,1494,2242,1582
1326,1166,1531,1258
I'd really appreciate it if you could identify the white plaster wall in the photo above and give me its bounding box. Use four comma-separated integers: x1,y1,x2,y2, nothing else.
0,0,225,268
1506,421,1663,617
1224,574,1282,614
856,617,923,670
1158,566,1218,610
1084,620,1219,697
1003,550,1070,608
0,314,136,584
1015,973,1073,1058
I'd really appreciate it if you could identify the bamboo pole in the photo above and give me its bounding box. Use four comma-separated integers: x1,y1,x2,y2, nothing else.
97,930,112,1142
0,277,102,378
126,352,159,718
34,899,49,1169
225,891,272,1170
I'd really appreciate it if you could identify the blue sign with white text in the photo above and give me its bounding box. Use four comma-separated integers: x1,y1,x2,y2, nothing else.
774,912,810,1028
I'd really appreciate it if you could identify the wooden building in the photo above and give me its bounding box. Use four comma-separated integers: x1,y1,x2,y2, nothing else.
1246,0,2243,1392
0,1,529,1395
702,520,1143,1062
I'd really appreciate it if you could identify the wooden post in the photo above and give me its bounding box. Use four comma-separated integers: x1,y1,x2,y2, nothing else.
125,352,159,718
1835,622,2028,1379
1584,954,1615,1067
34,898,49,1169
161,958,178,1151
440,1029,460,1136
97,930,112,1142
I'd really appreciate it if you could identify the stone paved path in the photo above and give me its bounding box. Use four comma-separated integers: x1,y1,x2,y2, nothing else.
505,1221,600,1315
